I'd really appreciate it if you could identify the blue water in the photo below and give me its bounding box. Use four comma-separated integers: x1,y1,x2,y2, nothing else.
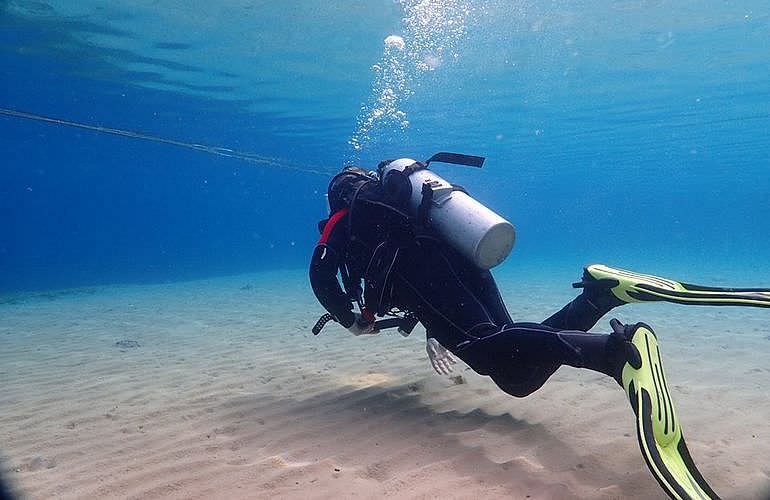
2,0,770,293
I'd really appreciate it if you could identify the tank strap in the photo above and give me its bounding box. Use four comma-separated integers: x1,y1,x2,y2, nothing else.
402,161,428,177
417,182,434,227
340,261,364,310
415,182,468,226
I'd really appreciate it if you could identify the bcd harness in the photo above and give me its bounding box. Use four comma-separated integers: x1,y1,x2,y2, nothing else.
312,152,507,336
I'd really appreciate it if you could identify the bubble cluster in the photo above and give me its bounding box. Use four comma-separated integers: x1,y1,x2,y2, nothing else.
349,0,474,154
400,0,471,72
384,35,406,50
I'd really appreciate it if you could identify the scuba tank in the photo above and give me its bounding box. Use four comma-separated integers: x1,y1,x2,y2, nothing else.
311,154,513,336
378,152,515,270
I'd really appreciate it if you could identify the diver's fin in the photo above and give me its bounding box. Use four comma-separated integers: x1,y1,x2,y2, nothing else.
614,320,720,500
577,264,770,308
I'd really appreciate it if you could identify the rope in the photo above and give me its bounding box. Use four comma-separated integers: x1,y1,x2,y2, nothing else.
0,107,331,176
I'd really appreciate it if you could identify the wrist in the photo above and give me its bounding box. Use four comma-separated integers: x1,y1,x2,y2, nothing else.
361,308,375,323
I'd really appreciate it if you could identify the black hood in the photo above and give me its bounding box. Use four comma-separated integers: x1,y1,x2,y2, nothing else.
327,167,376,212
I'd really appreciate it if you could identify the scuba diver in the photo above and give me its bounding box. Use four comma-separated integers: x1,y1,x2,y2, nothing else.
309,153,770,500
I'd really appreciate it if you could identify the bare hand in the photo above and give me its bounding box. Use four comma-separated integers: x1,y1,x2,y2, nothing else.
347,313,379,336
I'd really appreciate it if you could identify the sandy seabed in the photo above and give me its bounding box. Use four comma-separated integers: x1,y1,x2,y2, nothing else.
1,268,769,499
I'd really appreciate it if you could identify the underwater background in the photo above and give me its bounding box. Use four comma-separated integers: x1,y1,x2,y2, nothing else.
3,2,770,499
3,0,769,294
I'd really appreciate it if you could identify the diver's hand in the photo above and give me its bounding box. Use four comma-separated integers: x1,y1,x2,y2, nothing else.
427,338,456,375
347,313,379,336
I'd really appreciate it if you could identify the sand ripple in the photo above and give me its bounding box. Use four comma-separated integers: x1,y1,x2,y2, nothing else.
1,272,769,499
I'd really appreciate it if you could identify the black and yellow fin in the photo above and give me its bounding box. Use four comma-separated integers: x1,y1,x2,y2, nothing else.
582,264,770,308
619,321,720,500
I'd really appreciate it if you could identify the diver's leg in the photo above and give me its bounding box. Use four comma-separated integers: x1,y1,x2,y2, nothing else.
463,267,513,326
394,244,618,396
487,361,560,398
455,322,623,398
541,290,622,331
541,267,626,331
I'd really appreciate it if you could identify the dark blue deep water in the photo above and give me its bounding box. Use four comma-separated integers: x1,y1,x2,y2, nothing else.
2,0,769,293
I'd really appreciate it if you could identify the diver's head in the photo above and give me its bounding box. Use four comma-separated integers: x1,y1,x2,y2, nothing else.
327,166,377,212
377,158,418,208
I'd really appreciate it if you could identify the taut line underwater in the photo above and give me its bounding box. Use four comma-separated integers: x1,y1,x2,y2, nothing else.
0,107,328,176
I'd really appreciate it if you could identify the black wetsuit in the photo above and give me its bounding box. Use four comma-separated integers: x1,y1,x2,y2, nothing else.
310,193,620,397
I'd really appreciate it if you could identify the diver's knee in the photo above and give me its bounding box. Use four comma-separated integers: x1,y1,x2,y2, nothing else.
489,364,557,398
491,377,539,398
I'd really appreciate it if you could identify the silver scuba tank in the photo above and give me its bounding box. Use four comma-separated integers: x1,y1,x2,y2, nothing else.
379,157,515,270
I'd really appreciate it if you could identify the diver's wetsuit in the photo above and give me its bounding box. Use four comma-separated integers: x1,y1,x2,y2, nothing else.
310,201,621,398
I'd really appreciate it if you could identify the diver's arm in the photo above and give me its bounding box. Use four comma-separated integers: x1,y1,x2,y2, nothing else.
309,245,355,327
309,209,356,328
